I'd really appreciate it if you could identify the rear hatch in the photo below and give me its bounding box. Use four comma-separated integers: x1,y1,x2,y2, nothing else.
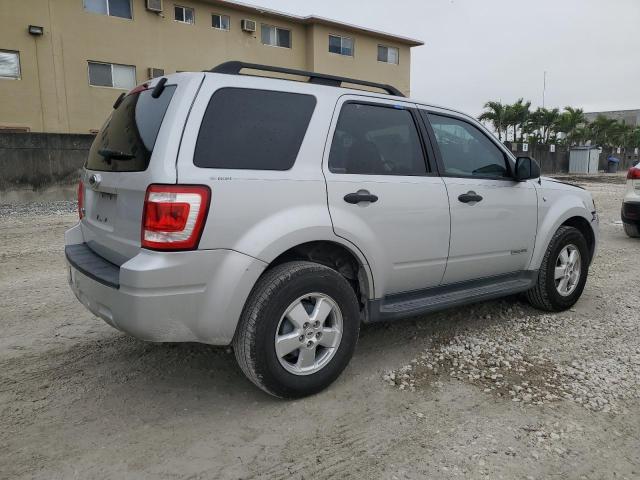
81,74,203,265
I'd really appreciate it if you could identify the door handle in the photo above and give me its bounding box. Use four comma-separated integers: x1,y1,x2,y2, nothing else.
344,190,379,204
458,191,483,204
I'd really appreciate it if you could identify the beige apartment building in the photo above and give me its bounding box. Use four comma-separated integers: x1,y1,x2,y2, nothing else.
0,0,423,134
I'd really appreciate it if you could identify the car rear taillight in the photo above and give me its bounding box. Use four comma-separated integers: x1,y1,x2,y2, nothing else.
141,185,210,251
627,167,640,180
77,180,84,220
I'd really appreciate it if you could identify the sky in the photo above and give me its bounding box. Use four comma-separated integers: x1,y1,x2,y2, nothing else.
255,0,640,117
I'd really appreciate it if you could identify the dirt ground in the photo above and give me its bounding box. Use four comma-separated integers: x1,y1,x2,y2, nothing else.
1,176,638,480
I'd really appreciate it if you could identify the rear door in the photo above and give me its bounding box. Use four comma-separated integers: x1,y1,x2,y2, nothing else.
324,96,450,297
420,109,538,284
81,74,203,265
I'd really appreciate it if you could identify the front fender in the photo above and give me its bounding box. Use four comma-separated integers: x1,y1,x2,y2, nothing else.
529,193,595,270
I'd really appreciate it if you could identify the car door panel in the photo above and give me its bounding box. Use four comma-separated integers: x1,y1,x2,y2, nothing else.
324,97,451,297
442,177,537,283
421,110,538,285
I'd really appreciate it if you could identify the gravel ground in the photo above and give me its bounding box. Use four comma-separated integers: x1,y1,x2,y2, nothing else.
1,176,639,479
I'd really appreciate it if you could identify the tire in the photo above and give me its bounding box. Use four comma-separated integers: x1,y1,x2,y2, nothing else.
233,261,360,398
623,223,640,238
526,226,589,312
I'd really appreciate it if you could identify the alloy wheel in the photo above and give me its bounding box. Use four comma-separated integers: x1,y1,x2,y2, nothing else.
554,244,582,296
274,293,343,375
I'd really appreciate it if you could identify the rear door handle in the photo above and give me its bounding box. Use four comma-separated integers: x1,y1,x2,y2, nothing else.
458,191,483,204
344,190,379,204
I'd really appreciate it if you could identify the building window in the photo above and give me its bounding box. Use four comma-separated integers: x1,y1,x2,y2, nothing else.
83,0,132,19
261,24,291,48
212,14,230,30
328,35,353,56
377,45,399,64
88,61,136,89
174,5,194,24
0,50,20,79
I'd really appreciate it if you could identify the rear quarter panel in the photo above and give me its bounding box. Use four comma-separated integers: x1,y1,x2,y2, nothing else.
175,74,374,292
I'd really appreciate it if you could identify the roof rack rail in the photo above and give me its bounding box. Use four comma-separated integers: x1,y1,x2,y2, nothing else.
209,61,405,97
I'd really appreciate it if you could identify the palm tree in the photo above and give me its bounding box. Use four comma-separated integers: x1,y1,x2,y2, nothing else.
589,115,618,146
555,106,586,145
613,122,634,147
530,107,560,143
572,125,591,146
478,101,506,141
631,127,640,148
509,98,532,142
503,104,518,142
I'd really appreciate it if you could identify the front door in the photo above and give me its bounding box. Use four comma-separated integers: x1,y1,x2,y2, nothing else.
324,97,450,297
421,110,538,285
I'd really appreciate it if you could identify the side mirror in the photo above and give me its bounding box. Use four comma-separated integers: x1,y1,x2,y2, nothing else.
514,156,541,181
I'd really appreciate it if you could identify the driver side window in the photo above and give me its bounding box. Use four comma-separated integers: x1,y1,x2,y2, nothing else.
425,113,509,178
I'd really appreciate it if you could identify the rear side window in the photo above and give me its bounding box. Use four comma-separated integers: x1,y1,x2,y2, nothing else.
86,85,176,172
329,103,427,176
194,88,316,170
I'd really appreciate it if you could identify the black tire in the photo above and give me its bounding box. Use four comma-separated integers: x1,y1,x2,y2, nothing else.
526,226,590,312
623,223,640,238
233,261,360,399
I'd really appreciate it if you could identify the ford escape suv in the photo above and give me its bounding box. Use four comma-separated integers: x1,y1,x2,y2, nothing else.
66,61,599,398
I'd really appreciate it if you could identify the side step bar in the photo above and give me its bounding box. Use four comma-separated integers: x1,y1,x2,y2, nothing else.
366,271,538,323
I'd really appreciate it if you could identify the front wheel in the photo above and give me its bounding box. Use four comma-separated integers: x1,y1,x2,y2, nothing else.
233,261,360,398
526,226,589,311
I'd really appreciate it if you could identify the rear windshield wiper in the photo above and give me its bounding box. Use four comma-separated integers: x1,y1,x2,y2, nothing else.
98,148,135,161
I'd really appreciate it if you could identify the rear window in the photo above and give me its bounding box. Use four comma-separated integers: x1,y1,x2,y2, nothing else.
86,85,176,172
193,88,316,170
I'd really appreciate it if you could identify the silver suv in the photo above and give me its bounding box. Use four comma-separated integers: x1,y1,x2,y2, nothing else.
65,62,599,398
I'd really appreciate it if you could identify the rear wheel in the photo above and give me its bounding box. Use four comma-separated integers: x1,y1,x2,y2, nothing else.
233,261,360,398
526,226,589,311
623,223,640,238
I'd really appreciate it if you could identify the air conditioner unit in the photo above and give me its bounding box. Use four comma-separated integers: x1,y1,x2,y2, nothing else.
146,0,163,13
241,19,256,32
148,68,165,79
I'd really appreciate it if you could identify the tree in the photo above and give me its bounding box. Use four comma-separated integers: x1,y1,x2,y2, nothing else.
530,107,560,143
509,98,532,142
589,115,618,147
503,104,518,142
631,127,640,148
572,125,591,146
478,101,506,141
554,106,586,145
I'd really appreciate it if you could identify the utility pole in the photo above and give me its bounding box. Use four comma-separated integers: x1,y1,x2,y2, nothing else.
542,71,547,109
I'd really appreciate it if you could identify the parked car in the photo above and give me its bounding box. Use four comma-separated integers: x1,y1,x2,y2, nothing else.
622,161,640,237
65,62,599,398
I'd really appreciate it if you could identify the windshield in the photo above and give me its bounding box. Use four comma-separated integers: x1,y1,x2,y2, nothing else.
86,85,176,172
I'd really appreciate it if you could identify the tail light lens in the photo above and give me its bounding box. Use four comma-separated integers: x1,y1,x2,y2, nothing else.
627,167,640,180
141,185,210,251
77,180,84,220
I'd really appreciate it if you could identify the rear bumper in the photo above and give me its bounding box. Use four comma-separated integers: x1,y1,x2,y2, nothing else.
65,224,267,345
621,201,640,226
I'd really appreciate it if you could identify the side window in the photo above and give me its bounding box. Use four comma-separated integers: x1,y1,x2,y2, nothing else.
425,113,509,178
194,88,316,170
329,103,427,176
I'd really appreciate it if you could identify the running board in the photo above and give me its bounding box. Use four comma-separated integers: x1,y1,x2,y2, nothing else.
366,271,538,323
